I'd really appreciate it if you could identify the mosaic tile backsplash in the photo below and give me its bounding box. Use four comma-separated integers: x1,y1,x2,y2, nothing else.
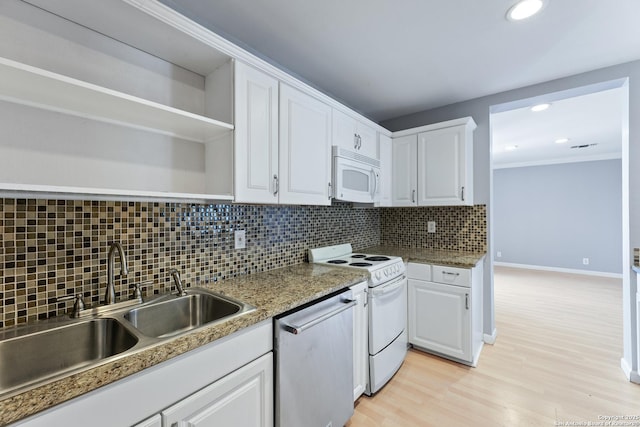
380,205,487,252
0,199,380,327
0,199,486,328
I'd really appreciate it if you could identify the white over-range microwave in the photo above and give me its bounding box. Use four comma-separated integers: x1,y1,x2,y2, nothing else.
332,146,381,203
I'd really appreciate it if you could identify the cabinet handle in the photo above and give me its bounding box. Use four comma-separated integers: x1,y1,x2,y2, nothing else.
328,182,332,200
354,133,359,150
461,186,465,201
465,293,469,310
358,134,362,149
442,271,460,277
273,174,279,196
412,189,416,203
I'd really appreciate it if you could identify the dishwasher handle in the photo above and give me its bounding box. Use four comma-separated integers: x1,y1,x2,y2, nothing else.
282,299,356,335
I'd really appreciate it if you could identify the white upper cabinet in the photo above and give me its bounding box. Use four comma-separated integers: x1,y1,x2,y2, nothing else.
391,134,418,206
392,117,476,207
417,123,473,205
332,108,378,159
279,83,332,205
234,61,279,204
377,133,393,207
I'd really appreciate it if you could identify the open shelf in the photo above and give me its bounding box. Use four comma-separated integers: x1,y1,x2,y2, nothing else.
0,57,234,143
0,183,234,203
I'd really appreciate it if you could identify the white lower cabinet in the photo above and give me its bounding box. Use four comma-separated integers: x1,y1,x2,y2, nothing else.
407,262,483,366
134,415,162,427
408,279,471,361
162,353,273,427
350,281,368,401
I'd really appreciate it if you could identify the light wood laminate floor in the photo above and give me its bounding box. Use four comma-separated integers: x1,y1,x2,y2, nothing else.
347,266,640,426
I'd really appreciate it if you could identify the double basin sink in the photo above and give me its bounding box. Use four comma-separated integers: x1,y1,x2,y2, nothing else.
0,288,255,399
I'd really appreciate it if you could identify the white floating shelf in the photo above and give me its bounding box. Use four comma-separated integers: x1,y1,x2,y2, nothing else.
0,183,234,203
0,57,234,143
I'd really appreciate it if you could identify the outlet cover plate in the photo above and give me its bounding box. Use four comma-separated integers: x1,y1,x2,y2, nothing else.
235,230,246,249
427,221,436,233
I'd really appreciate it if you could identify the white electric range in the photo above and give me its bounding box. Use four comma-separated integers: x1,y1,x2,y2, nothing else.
309,244,408,395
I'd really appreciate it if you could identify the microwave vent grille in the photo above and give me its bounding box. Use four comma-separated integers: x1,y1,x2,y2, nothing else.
332,146,380,167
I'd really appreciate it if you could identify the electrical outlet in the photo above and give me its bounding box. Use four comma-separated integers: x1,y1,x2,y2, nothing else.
497,251,502,258
427,221,436,233
582,258,589,265
234,230,246,249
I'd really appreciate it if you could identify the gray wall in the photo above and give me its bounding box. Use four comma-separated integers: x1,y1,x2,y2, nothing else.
381,59,640,376
493,160,622,274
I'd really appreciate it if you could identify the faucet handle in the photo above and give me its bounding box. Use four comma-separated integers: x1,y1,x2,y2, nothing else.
57,294,86,318
130,280,153,302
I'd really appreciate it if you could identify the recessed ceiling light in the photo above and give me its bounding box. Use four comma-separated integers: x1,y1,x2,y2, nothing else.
555,137,570,144
507,0,545,21
530,103,551,112
505,145,519,151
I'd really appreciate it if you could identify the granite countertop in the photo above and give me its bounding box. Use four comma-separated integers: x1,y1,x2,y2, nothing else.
362,245,486,268
0,264,368,426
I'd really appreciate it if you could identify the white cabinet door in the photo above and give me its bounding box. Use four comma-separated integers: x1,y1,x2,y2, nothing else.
357,122,378,159
408,279,471,362
279,84,332,205
416,122,474,206
133,414,161,427
350,281,369,401
332,109,378,159
162,353,273,427
234,61,279,204
377,134,392,207
417,126,465,205
333,108,359,152
391,134,417,206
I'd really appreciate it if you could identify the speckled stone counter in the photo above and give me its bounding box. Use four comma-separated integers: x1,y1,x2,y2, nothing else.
0,264,367,426
362,245,485,268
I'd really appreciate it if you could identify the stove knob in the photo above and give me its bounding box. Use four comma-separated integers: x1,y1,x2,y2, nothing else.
384,270,389,277
375,271,381,280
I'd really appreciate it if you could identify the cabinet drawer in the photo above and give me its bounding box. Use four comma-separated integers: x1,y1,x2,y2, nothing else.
432,265,471,287
407,262,431,280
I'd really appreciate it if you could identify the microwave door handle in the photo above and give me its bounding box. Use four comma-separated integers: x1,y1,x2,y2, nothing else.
373,169,380,194
370,168,378,197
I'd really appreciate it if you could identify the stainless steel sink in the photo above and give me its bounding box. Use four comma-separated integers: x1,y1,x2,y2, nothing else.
0,286,255,399
0,318,137,396
123,289,254,338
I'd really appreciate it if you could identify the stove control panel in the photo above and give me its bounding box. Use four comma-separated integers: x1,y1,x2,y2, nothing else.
371,261,405,286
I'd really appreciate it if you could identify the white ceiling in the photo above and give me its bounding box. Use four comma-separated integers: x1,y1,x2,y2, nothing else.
160,0,640,123
491,87,624,167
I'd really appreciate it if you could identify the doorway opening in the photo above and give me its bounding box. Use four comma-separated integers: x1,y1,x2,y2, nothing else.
488,79,630,376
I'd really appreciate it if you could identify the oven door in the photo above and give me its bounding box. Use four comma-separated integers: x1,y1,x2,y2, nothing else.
368,275,407,355
333,156,380,203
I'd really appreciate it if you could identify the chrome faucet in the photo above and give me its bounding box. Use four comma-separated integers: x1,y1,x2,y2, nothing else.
170,268,188,297
105,242,129,304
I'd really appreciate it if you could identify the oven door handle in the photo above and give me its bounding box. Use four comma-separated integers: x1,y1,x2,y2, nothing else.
282,300,356,335
370,276,406,297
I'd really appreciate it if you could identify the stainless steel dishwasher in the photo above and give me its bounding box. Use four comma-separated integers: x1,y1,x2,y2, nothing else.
275,289,356,427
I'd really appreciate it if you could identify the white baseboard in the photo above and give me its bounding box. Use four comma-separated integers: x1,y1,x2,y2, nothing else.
620,357,640,384
494,262,623,279
483,328,498,345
